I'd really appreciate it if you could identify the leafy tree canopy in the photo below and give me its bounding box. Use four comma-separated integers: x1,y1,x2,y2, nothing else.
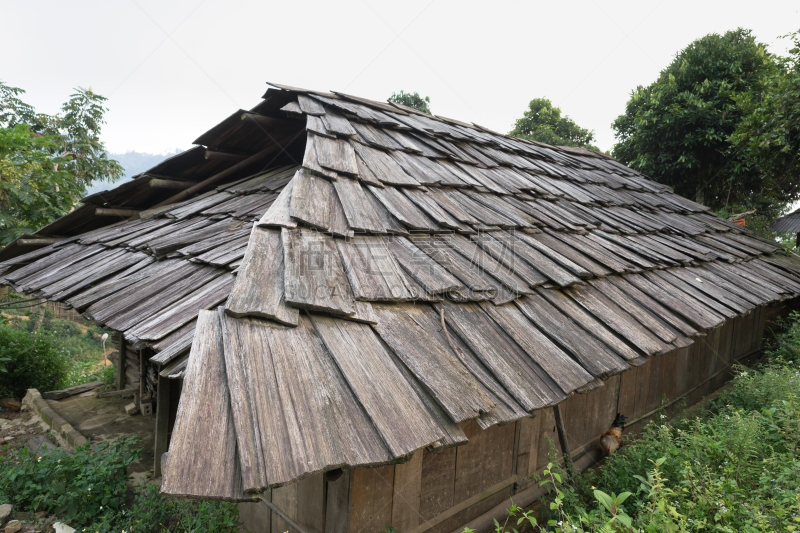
0,82,123,245
611,28,797,222
729,29,800,220
388,90,432,114
509,98,601,151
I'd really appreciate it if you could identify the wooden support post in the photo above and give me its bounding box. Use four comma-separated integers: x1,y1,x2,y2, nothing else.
139,350,145,399
552,404,573,476
115,333,124,391
153,376,171,478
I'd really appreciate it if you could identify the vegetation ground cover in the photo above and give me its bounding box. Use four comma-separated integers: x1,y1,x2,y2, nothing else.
468,311,800,533
1,293,114,398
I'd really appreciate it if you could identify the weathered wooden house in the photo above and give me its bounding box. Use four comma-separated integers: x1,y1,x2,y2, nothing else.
2,83,800,533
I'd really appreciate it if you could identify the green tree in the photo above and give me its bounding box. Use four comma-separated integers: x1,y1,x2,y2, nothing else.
611,29,781,215
509,98,600,151
729,29,800,217
0,82,123,245
388,90,432,114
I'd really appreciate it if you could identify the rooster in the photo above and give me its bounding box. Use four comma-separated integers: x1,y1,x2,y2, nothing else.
599,413,627,456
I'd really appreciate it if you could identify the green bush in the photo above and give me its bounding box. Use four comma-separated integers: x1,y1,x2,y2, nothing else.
91,483,243,533
0,437,243,532
0,322,70,398
0,437,141,524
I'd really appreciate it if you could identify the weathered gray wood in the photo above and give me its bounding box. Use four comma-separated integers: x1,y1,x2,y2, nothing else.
309,314,450,456
302,133,338,179
128,273,235,341
435,301,562,412
625,273,725,330
530,231,611,277
290,170,333,231
321,108,357,137
225,227,299,325
352,142,419,187
367,184,439,231
493,232,581,287
154,376,170,478
336,236,418,301
386,236,463,295
646,270,738,320
101,266,224,332
314,135,359,175
332,177,387,233
306,114,335,138
535,287,642,361
592,276,699,338
220,313,393,491
258,176,298,228
84,260,197,323
565,284,673,355
161,310,247,500
371,303,495,423
411,235,497,293
43,381,104,400
470,233,549,287
402,188,463,229
282,228,355,316
298,94,326,116
514,293,629,379
443,233,532,296
516,232,592,279
480,302,594,394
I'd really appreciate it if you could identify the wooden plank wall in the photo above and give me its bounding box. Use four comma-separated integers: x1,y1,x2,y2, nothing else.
239,305,769,533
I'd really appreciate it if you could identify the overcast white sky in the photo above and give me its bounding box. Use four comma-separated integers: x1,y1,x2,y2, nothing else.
3,0,799,155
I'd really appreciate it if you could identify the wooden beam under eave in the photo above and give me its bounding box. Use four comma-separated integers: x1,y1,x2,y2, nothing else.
204,150,247,163
153,144,277,208
18,238,65,246
95,208,140,217
149,178,193,190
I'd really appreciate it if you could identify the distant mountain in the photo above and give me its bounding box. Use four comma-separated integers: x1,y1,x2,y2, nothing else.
83,149,184,196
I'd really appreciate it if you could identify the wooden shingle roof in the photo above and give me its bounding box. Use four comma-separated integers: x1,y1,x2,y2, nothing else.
3,84,800,502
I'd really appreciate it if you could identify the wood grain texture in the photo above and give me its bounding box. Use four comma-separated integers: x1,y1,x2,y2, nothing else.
161,310,248,501
386,236,463,295
392,451,423,531
371,303,495,423
535,287,642,362
336,236,418,301
333,177,387,233
435,301,562,412
282,228,355,315
309,314,448,457
349,466,395,533
225,227,299,325
290,170,333,231
220,313,392,491
258,176,298,228
480,301,594,394
514,294,629,379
